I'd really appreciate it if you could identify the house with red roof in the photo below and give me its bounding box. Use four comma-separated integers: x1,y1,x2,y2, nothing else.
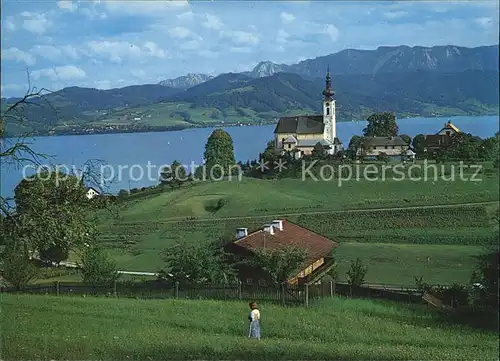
224,220,338,286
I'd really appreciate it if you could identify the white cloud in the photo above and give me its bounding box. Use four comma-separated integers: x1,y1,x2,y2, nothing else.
383,11,408,19
276,29,290,44
2,47,36,66
86,40,165,62
79,5,107,20
229,47,252,53
169,26,198,39
202,14,224,30
180,40,201,50
31,45,64,61
4,16,16,32
198,50,218,58
143,41,166,58
102,0,189,17
31,65,86,81
324,24,340,42
21,12,51,34
57,1,78,12
131,69,147,79
221,30,259,46
280,12,296,24
177,11,194,21
475,17,493,28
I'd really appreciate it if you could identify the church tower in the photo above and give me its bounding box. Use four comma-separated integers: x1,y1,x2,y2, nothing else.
322,67,336,150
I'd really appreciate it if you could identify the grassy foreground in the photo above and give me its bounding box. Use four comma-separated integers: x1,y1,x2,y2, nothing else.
1,294,498,360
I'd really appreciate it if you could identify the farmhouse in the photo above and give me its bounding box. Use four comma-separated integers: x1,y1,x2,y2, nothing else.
358,136,412,161
273,69,343,158
85,187,100,200
421,121,461,153
224,220,338,285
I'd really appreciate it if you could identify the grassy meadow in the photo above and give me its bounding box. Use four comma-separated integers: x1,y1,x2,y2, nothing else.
53,175,499,287
1,294,498,360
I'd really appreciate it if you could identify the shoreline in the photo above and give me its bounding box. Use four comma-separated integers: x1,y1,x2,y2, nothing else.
5,113,499,139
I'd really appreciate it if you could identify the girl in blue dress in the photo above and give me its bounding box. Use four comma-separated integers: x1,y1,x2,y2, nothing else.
248,302,261,340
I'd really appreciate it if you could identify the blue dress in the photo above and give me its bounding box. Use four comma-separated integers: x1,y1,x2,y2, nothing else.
248,310,261,339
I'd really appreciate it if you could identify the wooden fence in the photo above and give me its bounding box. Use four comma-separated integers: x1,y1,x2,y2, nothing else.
1,280,424,307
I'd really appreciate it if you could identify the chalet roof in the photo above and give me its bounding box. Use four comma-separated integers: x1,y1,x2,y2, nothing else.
232,220,338,265
86,187,100,193
363,136,408,147
437,122,460,134
274,115,324,134
283,136,297,143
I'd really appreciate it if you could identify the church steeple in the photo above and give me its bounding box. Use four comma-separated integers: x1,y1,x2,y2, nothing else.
322,66,334,100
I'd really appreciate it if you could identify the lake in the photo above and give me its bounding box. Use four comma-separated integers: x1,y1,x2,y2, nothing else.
1,115,498,198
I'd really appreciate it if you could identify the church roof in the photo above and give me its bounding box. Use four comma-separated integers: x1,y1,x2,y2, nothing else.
274,115,324,134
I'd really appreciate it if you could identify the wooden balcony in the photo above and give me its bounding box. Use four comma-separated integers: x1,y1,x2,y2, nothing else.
298,257,336,286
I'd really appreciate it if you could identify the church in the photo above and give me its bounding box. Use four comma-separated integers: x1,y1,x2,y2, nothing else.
273,69,343,158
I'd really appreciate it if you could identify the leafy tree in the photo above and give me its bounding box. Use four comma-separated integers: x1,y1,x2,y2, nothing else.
399,134,411,145
160,241,235,284
478,136,499,161
470,246,499,310
260,140,278,165
250,246,306,285
39,245,69,265
348,135,365,159
0,240,38,290
363,112,399,137
203,129,237,179
446,133,481,163
79,245,120,286
412,134,425,154
311,142,325,160
160,160,187,189
13,169,98,255
346,258,368,288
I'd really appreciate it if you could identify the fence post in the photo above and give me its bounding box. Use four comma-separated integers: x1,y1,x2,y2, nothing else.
175,281,179,299
280,283,285,306
329,281,334,298
305,283,309,308
113,281,117,297
55,281,60,296
238,281,242,300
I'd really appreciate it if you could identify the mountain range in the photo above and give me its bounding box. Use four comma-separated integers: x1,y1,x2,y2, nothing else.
2,44,498,136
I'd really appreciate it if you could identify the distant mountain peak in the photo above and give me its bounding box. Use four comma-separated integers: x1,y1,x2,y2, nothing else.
158,73,214,90
249,61,290,77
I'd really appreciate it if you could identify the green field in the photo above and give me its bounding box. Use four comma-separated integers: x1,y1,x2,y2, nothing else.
68,175,499,287
1,294,497,360
96,102,317,128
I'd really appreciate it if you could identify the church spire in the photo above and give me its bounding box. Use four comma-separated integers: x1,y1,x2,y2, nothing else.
322,66,334,100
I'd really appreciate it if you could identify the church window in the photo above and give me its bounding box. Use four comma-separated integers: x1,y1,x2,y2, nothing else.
288,144,291,149
326,107,330,115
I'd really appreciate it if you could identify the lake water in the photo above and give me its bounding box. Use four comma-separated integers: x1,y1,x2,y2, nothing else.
1,115,498,198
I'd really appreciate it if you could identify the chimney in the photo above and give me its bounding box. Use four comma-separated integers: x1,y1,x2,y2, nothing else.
262,224,274,235
272,220,283,231
236,228,248,239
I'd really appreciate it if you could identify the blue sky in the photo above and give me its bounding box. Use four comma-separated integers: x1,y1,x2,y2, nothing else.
1,0,498,97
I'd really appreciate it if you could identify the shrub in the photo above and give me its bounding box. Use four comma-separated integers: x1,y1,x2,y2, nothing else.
346,258,368,287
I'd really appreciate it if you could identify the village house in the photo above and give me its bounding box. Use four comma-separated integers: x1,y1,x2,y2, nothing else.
85,187,100,200
358,136,413,161
273,69,343,158
224,220,338,286
421,121,461,153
